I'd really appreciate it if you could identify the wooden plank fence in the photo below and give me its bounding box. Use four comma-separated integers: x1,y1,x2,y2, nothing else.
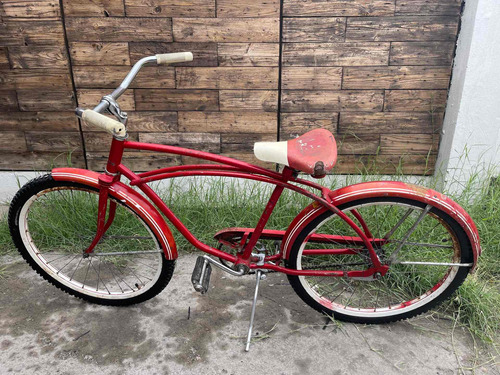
0,0,462,174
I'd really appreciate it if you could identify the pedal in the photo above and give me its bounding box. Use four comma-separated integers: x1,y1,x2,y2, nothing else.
191,256,212,294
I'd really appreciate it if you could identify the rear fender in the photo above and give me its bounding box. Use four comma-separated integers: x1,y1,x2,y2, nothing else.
281,181,480,272
52,168,178,260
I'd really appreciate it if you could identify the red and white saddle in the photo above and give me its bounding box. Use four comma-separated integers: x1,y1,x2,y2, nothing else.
254,129,337,178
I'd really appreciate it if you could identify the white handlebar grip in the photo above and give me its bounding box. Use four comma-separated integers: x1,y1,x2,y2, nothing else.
82,109,127,138
156,52,193,65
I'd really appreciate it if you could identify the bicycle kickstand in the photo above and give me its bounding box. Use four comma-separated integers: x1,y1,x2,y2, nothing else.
245,269,266,352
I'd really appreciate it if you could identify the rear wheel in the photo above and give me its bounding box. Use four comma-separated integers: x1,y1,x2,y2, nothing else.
9,174,175,306
287,197,473,323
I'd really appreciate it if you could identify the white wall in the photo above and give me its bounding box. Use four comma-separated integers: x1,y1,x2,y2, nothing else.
437,0,500,187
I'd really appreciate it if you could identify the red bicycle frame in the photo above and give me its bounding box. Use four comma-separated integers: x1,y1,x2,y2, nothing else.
76,136,388,279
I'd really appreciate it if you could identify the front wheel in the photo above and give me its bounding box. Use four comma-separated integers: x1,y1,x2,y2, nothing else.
287,197,473,324
9,174,175,306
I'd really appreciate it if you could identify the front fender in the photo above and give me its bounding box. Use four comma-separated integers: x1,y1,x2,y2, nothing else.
282,181,481,272
52,168,177,260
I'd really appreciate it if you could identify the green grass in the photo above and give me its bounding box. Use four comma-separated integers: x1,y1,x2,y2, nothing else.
0,170,498,347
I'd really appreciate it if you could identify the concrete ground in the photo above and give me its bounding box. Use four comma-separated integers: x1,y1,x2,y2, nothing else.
0,253,497,375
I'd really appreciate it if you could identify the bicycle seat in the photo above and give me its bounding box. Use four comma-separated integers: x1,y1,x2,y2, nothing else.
254,129,337,177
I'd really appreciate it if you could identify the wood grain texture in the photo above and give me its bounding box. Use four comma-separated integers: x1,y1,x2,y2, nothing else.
88,152,181,172
380,134,439,154
0,69,72,90
66,18,173,43
81,111,178,133
221,133,275,152
0,48,9,68
283,42,390,66
0,20,64,46
17,90,75,111
280,113,338,138
176,67,278,89
339,112,443,134
346,16,459,42
396,0,462,15
139,132,221,153
218,152,273,168
0,112,78,131
283,0,395,16
336,134,380,155
343,66,452,89
124,0,215,17
384,90,448,112
62,0,125,17
217,0,279,17
282,67,342,90
283,17,345,43
173,18,279,42
219,90,278,112
129,42,218,66
332,154,436,175
135,89,219,111
25,131,81,152
281,90,384,112
8,46,68,69
0,131,26,151
0,0,60,18
83,132,138,152
78,89,135,111
0,151,85,170
0,91,19,111
217,43,279,66
73,66,175,89
178,111,276,133
389,41,454,66
70,42,130,66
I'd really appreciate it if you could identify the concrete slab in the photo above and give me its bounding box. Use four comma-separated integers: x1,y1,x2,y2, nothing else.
0,254,497,375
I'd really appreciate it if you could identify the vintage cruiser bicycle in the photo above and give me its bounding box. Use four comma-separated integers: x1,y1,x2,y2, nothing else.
9,52,481,350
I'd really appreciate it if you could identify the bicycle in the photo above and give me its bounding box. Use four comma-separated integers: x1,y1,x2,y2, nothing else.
8,52,481,351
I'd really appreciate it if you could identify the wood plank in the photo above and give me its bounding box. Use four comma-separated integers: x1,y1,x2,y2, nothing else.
283,17,345,43
346,16,459,42
81,111,179,132
0,131,26,151
281,90,384,112
178,111,276,133
219,90,278,112
0,47,9,68
25,131,82,152
282,67,342,90
0,112,78,131
0,0,60,18
65,18,173,42
384,90,448,112
129,42,218,66
218,152,273,168
73,66,175,89
8,46,68,69
396,0,462,15
332,154,436,175
221,133,275,152
380,134,440,154
17,90,75,111
283,0,395,16
139,133,221,153
217,0,279,17
339,112,443,134
343,67,452,89
124,0,215,17
175,67,278,89
283,42,390,66
218,43,279,67
280,113,338,139
69,42,130,66
0,69,72,90
62,0,125,17
390,41,454,66
0,20,64,46
87,152,181,172
135,89,219,111
0,91,19,111
78,89,135,111
173,18,279,42
83,132,139,151
336,134,380,155
0,151,85,170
